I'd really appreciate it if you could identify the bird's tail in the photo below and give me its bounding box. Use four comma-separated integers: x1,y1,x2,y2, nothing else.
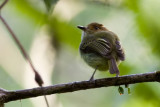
108,58,119,76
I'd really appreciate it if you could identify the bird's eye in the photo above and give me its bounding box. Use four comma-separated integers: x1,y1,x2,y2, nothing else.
94,26,99,30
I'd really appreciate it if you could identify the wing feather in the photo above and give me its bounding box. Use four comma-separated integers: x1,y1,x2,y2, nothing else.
81,38,111,56
115,41,125,61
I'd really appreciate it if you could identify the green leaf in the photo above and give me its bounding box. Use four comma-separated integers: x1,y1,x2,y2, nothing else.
118,86,124,95
11,0,47,25
128,87,131,94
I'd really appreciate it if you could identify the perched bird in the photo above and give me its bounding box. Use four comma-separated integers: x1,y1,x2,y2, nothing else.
77,22,125,80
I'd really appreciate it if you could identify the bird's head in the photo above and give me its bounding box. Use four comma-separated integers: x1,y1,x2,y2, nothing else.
77,22,108,34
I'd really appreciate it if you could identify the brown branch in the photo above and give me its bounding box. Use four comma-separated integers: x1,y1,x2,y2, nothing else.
0,104,4,107
0,71,160,103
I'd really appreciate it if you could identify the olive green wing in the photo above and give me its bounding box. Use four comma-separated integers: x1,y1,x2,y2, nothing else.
80,38,112,57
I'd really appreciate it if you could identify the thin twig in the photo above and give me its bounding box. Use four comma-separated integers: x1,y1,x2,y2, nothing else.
0,0,43,87
0,0,49,106
44,96,49,107
0,0,8,10
0,71,159,103
0,15,44,86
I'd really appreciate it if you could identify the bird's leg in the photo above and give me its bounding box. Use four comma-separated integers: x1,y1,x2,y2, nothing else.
116,73,119,77
89,67,97,81
116,71,120,77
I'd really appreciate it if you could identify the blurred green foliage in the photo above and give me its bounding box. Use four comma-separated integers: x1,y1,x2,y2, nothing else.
0,0,160,107
12,0,47,24
44,0,58,11
125,0,160,60
49,18,81,49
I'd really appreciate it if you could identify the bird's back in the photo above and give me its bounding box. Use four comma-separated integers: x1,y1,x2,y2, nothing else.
80,31,119,71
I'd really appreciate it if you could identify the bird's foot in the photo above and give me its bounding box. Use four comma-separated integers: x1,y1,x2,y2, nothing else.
116,73,119,77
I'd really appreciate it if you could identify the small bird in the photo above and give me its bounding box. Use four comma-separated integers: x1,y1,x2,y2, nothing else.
77,22,125,81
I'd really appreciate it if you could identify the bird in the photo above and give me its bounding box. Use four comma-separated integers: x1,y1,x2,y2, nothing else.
77,22,125,81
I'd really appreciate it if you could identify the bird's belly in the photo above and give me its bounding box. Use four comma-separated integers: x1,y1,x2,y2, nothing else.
81,53,109,71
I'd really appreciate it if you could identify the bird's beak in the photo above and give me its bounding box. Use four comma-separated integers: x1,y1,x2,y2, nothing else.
77,25,86,31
